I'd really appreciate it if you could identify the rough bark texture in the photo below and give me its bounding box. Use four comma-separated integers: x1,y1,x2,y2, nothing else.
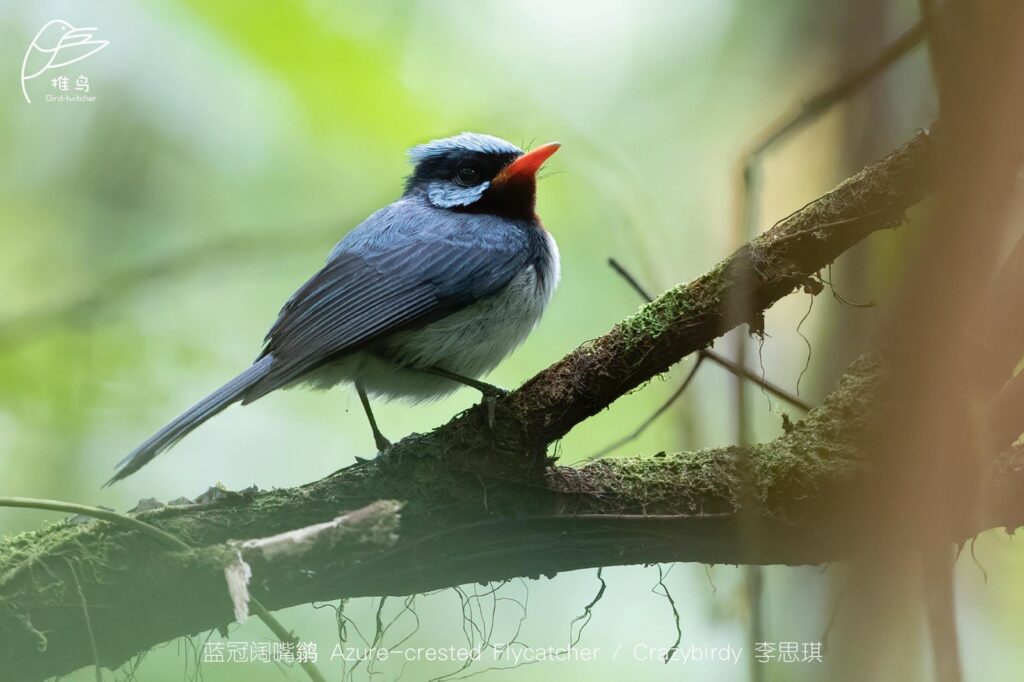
0,132,946,680
401,130,936,479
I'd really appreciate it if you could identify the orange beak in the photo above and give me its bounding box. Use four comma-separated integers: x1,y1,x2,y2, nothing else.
493,142,561,186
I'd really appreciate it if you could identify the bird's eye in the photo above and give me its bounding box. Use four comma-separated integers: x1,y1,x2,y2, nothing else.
454,166,481,187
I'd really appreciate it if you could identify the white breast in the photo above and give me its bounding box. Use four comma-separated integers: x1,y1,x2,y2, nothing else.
318,230,560,402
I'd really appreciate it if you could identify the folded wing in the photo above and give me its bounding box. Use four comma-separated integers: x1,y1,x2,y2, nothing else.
243,221,530,401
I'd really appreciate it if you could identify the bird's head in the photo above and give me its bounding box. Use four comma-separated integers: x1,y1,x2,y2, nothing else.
404,132,560,220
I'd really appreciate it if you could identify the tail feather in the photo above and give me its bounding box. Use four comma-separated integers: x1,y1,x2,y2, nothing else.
105,356,274,486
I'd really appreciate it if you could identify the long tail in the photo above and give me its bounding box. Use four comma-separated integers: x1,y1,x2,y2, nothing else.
105,356,274,486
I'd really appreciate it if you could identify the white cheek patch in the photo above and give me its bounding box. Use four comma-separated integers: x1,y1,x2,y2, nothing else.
427,180,490,208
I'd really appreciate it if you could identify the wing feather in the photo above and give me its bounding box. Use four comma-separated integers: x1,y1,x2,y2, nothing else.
243,211,533,401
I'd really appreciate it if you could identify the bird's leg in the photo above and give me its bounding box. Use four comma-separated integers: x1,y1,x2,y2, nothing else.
355,379,392,455
421,366,508,397
419,366,508,427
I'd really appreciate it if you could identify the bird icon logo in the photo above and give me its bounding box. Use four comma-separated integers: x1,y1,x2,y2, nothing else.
21,20,109,103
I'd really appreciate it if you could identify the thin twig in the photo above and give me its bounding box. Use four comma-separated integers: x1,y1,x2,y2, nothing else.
702,349,811,411
586,354,705,461
601,257,809,460
568,568,606,647
652,564,682,663
0,497,190,550
741,20,927,162
608,258,811,411
66,560,102,682
607,258,657,302
0,220,350,350
0,497,327,682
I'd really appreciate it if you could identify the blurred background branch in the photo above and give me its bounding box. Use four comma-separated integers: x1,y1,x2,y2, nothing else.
587,258,810,462
0,220,349,350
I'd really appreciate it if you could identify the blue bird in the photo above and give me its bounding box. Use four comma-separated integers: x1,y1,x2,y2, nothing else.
108,133,561,484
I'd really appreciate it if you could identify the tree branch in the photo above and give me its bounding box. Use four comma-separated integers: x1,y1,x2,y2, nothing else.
0,131,939,679
430,130,935,478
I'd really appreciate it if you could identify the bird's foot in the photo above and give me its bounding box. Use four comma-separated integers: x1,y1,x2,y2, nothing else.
353,434,392,465
374,434,393,455
478,385,508,429
478,383,509,399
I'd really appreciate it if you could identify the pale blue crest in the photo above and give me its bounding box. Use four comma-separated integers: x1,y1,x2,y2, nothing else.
409,132,522,163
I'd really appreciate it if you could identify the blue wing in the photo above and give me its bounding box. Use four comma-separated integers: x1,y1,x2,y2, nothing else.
242,200,532,400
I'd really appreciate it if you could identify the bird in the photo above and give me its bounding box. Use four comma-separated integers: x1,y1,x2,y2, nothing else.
107,132,561,485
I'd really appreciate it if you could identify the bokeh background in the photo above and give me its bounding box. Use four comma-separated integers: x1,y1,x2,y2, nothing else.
2,1,1017,681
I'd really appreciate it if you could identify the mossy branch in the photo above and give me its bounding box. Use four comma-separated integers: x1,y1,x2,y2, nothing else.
405,130,936,480
0,131,944,680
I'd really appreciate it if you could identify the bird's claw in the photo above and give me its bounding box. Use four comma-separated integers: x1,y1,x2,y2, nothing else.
480,385,508,399
353,435,392,464
479,387,507,429
484,396,498,429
